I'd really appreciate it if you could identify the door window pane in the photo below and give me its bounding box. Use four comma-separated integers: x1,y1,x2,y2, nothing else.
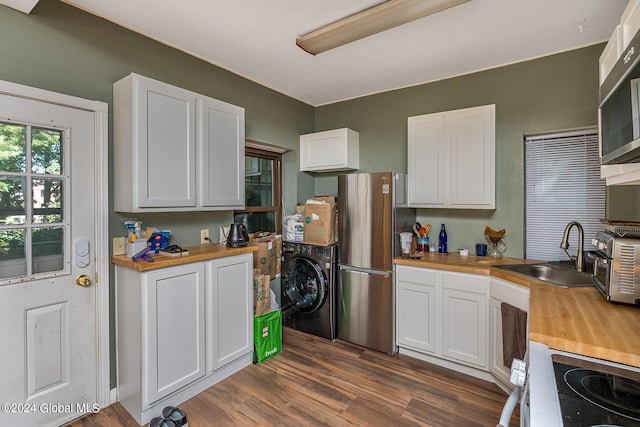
0,177,26,224
32,226,64,274
32,178,62,224
0,228,26,279
0,122,68,283
31,128,62,175
0,122,26,172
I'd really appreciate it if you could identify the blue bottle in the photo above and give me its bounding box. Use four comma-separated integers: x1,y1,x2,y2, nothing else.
439,222,447,253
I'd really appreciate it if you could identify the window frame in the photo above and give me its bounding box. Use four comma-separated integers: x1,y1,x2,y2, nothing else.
524,127,606,261
235,145,283,234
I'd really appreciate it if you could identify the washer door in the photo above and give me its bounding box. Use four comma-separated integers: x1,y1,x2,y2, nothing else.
283,256,328,314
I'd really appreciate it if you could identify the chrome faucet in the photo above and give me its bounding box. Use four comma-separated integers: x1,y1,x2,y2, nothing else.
560,221,584,272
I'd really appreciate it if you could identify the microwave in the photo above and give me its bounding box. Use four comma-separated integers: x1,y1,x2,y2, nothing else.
600,29,640,164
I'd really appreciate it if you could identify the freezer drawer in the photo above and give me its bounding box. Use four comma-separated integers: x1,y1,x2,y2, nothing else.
338,267,396,354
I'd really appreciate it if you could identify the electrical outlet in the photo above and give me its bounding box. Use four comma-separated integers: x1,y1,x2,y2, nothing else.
200,228,210,244
113,237,126,255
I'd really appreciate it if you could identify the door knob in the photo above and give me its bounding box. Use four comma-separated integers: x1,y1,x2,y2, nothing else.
75,274,91,287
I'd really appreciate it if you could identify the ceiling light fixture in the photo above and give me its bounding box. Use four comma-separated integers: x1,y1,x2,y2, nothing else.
296,0,471,55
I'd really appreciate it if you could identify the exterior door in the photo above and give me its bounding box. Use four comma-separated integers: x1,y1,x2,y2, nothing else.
0,91,102,426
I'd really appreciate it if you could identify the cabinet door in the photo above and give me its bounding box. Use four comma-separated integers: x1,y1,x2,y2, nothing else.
207,254,253,371
396,266,438,353
198,96,245,208
622,0,640,48
407,113,445,206
441,272,488,368
489,297,509,385
600,26,623,85
143,264,206,405
134,76,197,208
300,128,359,172
489,278,530,387
447,105,495,208
397,280,437,353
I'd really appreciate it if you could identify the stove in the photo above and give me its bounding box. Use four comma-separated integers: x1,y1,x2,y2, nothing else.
526,342,640,427
553,353,640,426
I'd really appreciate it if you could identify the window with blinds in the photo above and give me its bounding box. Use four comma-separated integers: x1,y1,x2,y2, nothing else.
525,128,605,261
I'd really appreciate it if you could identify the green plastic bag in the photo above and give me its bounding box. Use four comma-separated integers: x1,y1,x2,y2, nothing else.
253,310,282,363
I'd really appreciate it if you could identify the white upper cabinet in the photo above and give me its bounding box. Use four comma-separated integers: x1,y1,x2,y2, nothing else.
408,104,495,209
599,0,640,185
621,0,640,48
601,162,640,185
599,25,623,85
198,96,245,208
300,128,359,172
114,73,244,212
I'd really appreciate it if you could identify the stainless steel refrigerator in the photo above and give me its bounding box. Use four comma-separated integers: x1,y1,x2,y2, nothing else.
337,172,415,354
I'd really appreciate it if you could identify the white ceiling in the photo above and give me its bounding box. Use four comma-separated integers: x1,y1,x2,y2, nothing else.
14,0,631,105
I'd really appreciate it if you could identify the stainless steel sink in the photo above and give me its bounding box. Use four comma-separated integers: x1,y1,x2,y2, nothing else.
495,263,595,287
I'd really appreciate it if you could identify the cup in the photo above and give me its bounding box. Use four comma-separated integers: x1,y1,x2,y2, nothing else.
416,237,428,253
476,243,488,257
399,232,413,259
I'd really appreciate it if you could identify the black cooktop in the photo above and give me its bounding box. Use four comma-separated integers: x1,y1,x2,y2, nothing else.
553,358,640,427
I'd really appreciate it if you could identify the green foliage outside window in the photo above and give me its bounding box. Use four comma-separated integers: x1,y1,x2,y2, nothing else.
0,122,64,260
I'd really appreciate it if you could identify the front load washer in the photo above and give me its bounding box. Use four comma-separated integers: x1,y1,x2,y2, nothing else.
281,241,338,340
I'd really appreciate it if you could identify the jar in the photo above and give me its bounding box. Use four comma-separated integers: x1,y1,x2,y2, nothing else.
416,237,429,252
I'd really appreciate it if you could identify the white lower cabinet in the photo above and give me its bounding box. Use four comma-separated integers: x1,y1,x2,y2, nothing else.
489,277,530,391
116,253,253,425
396,266,489,376
441,272,488,368
396,268,437,354
206,255,253,371
144,264,206,405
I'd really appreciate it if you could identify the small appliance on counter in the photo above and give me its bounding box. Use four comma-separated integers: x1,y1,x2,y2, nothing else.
590,219,640,306
225,222,249,248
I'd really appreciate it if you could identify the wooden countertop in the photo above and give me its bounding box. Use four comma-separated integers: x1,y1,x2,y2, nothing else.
395,252,542,277
528,281,640,368
111,243,257,271
395,254,640,368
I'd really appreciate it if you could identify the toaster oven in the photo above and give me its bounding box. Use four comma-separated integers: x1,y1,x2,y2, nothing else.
591,227,640,306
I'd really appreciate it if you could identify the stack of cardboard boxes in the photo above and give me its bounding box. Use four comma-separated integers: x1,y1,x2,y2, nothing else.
251,232,282,363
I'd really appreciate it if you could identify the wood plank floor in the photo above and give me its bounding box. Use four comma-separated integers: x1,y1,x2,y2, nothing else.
68,327,519,427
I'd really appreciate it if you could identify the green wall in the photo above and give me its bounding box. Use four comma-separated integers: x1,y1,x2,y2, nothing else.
0,0,314,388
313,44,640,256
0,0,315,237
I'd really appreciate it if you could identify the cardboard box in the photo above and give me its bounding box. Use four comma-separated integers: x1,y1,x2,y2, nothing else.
253,269,271,317
303,196,337,246
249,232,282,279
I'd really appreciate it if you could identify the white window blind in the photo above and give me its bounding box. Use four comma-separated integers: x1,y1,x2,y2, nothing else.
525,128,605,261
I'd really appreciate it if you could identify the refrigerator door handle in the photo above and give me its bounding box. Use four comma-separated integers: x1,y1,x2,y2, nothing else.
339,265,391,277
